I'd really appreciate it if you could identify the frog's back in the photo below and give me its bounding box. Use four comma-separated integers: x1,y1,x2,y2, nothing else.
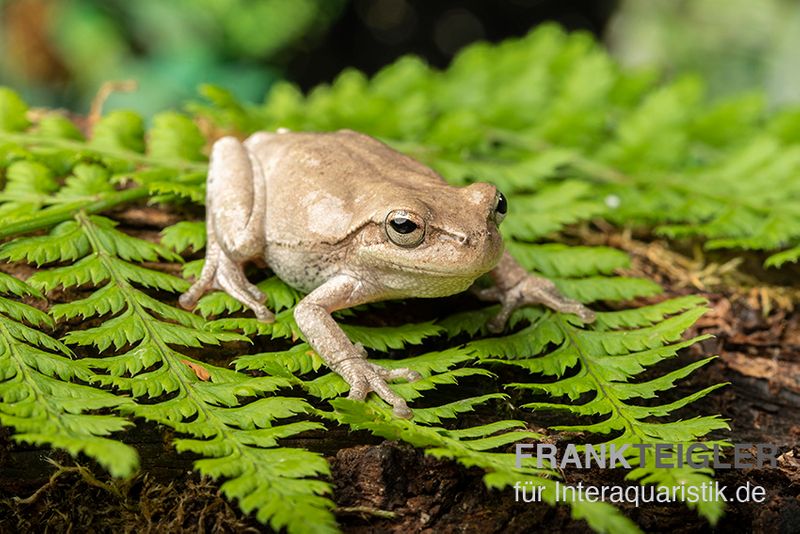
244,129,449,247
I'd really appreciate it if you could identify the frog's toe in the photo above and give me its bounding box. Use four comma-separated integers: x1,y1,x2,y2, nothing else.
214,268,275,321
545,296,595,323
364,368,414,418
576,305,596,323
391,403,413,419
179,263,218,310
341,360,414,418
178,291,199,310
368,363,421,383
346,378,369,401
487,304,515,334
253,305,275,323
243,283,266,303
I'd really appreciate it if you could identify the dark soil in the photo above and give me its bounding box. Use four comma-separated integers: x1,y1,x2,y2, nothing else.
1,220,799,533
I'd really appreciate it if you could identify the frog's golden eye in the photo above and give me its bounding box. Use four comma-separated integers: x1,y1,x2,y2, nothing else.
493,191,507,225
385,210,426,247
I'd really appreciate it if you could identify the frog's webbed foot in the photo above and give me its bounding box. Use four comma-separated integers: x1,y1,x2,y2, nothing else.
479,275,595,333
179,242,274,323
479,251,595,333
335,344,422,419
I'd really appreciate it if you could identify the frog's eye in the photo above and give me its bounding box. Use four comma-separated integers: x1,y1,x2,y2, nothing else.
493,191,507,225
385,210,426,247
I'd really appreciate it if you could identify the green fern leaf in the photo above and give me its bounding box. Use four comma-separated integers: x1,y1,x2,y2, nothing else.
487,298,728,524
161,221,207,254
0,272,138,477
147,112,206,162
0,161,58,221
90,110,146,154
13,213,336,532
0,87,31,132
507,242,630,278
54,164,115,202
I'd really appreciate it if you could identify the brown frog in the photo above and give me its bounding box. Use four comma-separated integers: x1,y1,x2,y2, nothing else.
179,129,595,418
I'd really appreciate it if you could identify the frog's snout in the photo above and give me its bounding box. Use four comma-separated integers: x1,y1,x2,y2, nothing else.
462,182,498,207
461,182,506,226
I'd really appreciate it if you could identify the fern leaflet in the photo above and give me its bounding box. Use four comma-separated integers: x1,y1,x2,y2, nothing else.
0,272,138,477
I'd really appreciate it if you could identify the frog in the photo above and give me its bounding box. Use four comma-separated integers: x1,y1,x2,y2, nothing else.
179,129,595,418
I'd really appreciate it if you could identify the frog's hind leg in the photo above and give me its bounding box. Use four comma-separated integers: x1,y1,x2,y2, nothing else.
178,230,270,320
177,230,220,310
216,266,272,322
178,136,273,322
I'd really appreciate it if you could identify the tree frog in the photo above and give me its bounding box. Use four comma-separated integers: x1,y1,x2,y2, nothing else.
179,130,595,418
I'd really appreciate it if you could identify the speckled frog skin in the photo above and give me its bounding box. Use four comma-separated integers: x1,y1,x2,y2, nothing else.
180,129,595,418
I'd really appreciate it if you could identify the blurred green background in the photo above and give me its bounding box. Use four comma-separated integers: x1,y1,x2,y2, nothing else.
0,0,347,114
1,0,799,117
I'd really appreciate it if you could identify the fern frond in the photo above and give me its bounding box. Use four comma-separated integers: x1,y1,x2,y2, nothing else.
765,245,800,268
146,112,206,162
0,272,138,477
483,297,728,523
555,276,662,303
507,242,631,277
341,320,444,351
501,181,606,240
10,214,336,533
236,343,325,376
410,393,508,425
133,168,207,203
0,161,58,220
0,87,31,132
0,91,208,240
90,110,146,154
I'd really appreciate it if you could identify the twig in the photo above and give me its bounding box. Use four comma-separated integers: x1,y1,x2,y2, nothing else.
335,505,398,519
14,458,129,506
87,80,139,132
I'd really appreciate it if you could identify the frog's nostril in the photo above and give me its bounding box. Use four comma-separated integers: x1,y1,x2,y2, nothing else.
458,234,469,245
443,231,469,245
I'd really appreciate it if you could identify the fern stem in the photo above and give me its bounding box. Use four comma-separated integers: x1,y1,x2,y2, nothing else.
0,187,148,239
0,132,208,172
75,212,299,489
76,213,223,435
556,314,648,442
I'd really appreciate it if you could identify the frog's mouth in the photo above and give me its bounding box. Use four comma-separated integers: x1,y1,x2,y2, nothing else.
362,232,504,279
378,259,495,279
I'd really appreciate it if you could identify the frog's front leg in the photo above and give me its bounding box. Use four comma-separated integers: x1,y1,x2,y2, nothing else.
476,251,596,333
179,136,273,322
294,275,422,418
